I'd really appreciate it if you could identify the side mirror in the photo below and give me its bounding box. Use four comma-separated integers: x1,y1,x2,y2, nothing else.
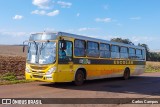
61,40,66,50
23,42,25,52
23,46,25,52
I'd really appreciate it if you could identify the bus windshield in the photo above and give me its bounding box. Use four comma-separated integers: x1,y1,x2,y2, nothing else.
27,41,56,64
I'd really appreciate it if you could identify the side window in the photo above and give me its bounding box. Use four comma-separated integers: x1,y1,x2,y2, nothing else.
129,48,136,59
59,41,72,61
27,43,37,63
74,40,85,57
111,45,120,58
142,49,146,60
100,43,110,58
136,49,142,59
120,47,128,58
87,41,99,57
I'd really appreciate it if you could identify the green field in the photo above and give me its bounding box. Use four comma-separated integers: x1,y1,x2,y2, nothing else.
0,72,33,85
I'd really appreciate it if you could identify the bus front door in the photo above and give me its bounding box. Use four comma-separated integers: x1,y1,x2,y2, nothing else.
58,40,74,82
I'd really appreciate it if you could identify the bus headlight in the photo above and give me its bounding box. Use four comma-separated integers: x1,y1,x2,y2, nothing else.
46,67,56,75
25,66,31,73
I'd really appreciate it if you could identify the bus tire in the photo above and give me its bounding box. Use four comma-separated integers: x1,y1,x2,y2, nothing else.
74,70,84,86
123,68,130,80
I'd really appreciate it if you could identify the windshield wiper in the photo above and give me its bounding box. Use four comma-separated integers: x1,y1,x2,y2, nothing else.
27,43,31,53
33,41,38,55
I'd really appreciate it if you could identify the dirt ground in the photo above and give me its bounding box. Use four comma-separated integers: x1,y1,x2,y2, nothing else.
0,72,160,107
0,45,26,57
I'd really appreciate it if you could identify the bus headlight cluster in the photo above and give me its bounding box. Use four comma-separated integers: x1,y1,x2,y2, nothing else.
25,66,31,73
46,67,56,75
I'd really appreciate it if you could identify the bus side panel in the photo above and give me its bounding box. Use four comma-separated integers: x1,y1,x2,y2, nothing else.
56,64,74,82
85,64,143,80
84,65,126,80
131,65,145,75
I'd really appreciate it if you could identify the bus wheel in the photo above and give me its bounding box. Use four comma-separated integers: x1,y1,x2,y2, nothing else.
123,68,130,80
74,70,84,86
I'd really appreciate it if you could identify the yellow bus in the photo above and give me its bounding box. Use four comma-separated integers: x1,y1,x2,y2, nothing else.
24,32,146,85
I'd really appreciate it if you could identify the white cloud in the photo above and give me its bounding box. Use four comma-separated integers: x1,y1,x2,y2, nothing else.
32,0,53,9
78,27,99,32
131,36,153,44
76,13,80,17
47,10,60,16
31,0,71,17
13,15,23,20
0,31,28,37
130,17,141,20
57,1,72,8
31,10,46,15
95,18,112,23
31,10,59,17
32,0,72,9
0,30,31,45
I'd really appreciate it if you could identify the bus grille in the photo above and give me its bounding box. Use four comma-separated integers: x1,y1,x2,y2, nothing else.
32,70,45,74
30,66,48,70
33,75,43,79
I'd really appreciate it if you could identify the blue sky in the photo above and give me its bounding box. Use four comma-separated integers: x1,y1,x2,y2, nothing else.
0,0,160,51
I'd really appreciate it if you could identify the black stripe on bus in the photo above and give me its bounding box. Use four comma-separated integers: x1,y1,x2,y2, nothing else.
58,58,146,65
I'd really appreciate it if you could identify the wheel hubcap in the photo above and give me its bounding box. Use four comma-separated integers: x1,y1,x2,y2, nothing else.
77,74,82,81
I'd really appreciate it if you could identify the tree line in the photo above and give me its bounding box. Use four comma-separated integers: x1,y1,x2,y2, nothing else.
111,38,160,61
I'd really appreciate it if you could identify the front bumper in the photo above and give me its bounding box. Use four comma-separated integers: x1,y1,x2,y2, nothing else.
25,72,57,82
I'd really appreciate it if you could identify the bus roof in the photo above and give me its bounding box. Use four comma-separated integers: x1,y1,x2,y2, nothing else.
31,31,145,50
57,32,145,50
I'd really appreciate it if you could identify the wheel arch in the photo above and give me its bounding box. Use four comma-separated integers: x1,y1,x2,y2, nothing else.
123,67,131,80
125,67,130,73
74,67,87,80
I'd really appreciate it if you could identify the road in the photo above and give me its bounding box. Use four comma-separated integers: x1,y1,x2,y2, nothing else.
1,72,160,107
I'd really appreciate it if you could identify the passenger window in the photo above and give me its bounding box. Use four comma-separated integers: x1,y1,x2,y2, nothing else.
111,45,119,52
100,43,110,58
111,45,120,58
59,41,72,61
87,41,99,57
120,47,128,53
136,49,142,59
142,49,146,60
120,47,128,58
74,40,85,57
129,48,136,59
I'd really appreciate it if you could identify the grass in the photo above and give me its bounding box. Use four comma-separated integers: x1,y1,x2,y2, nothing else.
1,72,17,81
0,80,33,85
0,72,33,85
145,61,160,72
